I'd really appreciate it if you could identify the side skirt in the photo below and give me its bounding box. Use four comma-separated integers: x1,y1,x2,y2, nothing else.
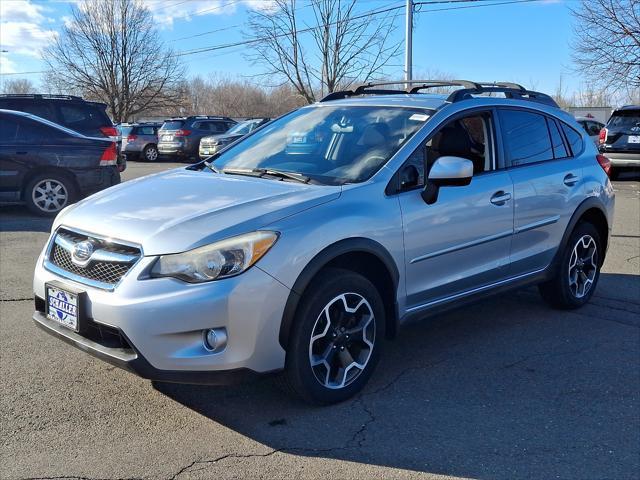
399,267,550,325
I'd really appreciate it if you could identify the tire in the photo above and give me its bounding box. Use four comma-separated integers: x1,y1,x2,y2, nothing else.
24,172,77,217
281,268,385,405
538,222,602,309
143,144,158,162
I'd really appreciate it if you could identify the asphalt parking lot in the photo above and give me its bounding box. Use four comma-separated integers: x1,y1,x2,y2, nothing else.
1,162,638,480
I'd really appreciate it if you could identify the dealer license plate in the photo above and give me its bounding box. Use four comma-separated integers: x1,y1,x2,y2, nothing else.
46,284,79,331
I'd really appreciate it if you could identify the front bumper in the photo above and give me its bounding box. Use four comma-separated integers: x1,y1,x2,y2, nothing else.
32,311,271,384
33,248,290,381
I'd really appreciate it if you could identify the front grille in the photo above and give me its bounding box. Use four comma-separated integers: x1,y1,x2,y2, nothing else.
48,228,141,288
200,139,217,148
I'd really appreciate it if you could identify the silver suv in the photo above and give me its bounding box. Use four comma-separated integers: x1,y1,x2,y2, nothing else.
33,81,615,404
119,123,161,162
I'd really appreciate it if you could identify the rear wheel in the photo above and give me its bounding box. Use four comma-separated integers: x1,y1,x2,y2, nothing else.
281,268,385,404
24,173,77,217
539,222,602,309
143,144,158,162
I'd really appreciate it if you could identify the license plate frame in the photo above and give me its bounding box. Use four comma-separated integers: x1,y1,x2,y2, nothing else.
45,281,87,332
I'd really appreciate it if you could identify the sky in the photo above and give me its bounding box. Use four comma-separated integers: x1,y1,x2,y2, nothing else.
0,0,585,96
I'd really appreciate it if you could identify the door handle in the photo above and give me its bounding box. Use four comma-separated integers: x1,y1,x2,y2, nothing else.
490,191,512,205
563,173,579,186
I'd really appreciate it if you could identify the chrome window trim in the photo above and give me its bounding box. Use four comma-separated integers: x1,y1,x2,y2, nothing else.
43,225,144,291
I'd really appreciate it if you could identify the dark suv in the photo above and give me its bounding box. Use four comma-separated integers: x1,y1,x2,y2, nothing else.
598,105,640,178
157,116,236,161
0,110,120,216
0,94,125,171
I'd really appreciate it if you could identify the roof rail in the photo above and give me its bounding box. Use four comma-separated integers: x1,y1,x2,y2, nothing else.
447,86,559,108
321,79,482,102
319,79,559,108
0,93,84,101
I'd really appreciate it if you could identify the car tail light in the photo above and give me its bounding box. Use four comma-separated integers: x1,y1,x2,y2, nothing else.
596,154,611,177
174,129,191,137
100,126,118,138
598,128,607,145
127,134,137,142
100,142,118,166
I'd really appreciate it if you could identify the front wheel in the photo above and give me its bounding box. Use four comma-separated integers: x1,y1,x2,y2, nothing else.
282,268,385,404
539,222,602,309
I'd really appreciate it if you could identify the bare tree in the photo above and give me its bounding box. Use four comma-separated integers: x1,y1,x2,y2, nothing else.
1,78,35,94
246,0,401,103
182,74,306,118
44,0,185,122
571,0,640,95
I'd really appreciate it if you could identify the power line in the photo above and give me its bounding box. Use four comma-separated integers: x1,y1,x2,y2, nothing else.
0,0,546,75
172,0,543,58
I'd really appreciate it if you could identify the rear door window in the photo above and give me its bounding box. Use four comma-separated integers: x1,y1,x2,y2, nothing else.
138,126,155,135
498,109,553,166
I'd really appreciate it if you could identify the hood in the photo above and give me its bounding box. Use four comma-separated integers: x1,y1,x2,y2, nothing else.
55,168,341,255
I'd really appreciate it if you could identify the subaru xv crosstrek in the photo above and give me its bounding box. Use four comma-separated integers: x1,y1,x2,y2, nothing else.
33,81,615,404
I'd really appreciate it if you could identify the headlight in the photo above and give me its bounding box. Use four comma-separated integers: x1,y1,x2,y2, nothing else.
150,231,279,283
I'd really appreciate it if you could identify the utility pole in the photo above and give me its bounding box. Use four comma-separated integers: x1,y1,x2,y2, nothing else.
404,0,413,88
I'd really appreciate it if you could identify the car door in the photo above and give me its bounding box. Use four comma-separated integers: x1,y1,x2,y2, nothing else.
0,115,42,201
498,108,585,275
397,109,515,310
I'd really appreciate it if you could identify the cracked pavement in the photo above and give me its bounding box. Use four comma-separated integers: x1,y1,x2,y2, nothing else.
1,163,638,480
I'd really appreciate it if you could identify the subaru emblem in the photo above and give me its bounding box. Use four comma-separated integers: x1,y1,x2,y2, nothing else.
72,240,94,264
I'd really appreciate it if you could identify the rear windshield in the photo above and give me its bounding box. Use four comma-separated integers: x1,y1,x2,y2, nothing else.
58,103,111,130
160,120,184,130
608,111,640,128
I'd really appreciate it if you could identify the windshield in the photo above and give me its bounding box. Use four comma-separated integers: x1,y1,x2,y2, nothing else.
608,111,640,128
212,106,430,184
227,120,260,136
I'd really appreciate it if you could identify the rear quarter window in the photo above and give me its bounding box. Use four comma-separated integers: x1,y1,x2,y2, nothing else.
561,123,584,156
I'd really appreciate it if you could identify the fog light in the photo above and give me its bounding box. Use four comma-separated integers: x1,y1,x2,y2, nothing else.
204,328,227,352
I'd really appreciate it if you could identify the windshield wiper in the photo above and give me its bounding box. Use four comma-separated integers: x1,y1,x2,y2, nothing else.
222,167,310,184
257,168,310,184
203,160,220,173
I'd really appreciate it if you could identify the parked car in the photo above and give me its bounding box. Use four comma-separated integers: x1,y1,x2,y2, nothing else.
0,94,125,172
598,105,640,178
158,116,236,161
32,81,614,404
119,122,161,162
199,118,271,159
0,110,120,216
575,116,604,144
